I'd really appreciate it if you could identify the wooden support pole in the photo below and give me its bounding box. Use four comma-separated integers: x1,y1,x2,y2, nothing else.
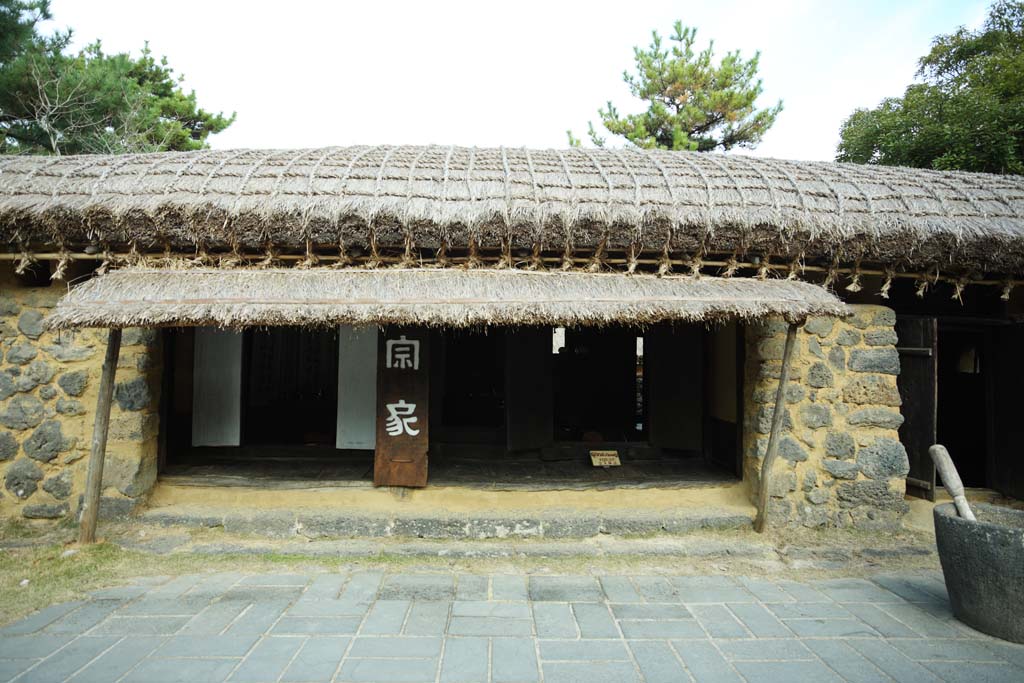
78,328,122,544
754,322,799,533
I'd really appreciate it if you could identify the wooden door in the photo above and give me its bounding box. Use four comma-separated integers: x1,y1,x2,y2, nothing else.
992,323,1024,499
646,323,703,452
895,317,937,500
505,328,554,451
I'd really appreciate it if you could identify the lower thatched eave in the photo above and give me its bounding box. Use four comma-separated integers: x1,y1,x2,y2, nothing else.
45,268,849,330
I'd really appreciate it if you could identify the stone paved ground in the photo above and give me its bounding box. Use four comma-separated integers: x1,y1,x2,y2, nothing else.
1,570,1022,682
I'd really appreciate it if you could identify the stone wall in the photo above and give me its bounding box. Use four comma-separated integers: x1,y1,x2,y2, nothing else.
743,304,910,529
0,271,162,524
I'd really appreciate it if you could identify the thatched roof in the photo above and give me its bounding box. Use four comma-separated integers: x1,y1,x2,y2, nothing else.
3,145,1024,273
45,268,848,330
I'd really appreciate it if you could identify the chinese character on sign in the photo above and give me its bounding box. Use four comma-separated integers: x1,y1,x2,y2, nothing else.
385,400,420,436
386,335,420,370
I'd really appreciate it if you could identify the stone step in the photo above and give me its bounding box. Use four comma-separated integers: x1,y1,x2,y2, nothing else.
135,505,755,541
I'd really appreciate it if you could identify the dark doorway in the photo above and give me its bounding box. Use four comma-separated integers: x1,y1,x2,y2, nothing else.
936,326,990,488
553,327,640,442
433,330,506,445
243,327,338,446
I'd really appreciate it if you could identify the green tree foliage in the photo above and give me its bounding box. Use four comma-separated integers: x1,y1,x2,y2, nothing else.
0,0,234,155
569,21,782,151
837,1,1024,174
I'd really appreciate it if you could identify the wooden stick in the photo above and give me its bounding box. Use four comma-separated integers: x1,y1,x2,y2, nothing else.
928,444,977,521
754,322,799,533
78,328,122,544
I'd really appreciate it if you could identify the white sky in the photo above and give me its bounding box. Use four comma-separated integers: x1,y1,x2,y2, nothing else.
48,0,988,161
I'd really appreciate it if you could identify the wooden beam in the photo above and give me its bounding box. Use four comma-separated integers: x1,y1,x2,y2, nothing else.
754,322,798,533
78,328,122,544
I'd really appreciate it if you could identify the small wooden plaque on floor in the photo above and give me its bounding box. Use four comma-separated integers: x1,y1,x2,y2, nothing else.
590,450,621,468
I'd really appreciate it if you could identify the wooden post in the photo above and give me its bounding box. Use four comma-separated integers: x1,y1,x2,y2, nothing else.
79,328,122,544
754,322,798,533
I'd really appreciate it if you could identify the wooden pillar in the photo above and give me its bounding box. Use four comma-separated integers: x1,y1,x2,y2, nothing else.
754,322,798,533
79,328,122,544
374,328,430,487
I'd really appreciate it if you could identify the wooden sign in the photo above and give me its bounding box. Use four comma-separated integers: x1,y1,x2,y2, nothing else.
374,327,430,487
590,450,621,468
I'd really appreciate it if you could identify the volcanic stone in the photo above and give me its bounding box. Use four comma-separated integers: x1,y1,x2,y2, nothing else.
42,470,72,499
114,378,151,411
22,502,69,519
837,329,862,346
0,373,14,401
823,459,860,480
825,430,856,459
801,404,832,429
849,349,900,375
847,408,904,429
836,480,908,512
43,342,95,362
779,436,809,462
0,431,18,460
57,370,89,397
843,375,902,406
4,458,43,498
17,311,44,339
56,398,85,416
5,343,37,365
804,317,834,337
23,420,70,462
807,362,834,388
857,438,910,480
864,329,899,346
0,395,46,429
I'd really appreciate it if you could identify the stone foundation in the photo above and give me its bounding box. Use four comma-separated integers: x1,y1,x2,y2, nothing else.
744,304,910,529
0,272,161,523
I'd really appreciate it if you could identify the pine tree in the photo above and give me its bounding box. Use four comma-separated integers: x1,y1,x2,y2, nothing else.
569,21,782,151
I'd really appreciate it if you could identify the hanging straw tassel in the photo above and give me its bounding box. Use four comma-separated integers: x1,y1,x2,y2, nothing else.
785,256,802,281
561,241,573,271
688,252,703,278
50,248,71,281
435,241,449,268
14,247,37,276
96,247,114,276
1001,279,1015,301
257,242,279,269
657,245,672,276
398,232,417,269
951,275,967,304
845,260,863,293
465,237,482,270
528,242,545,271
822,257,840,290
297,239,320,269
915,275,930,298
496,237,513,270
879,266,895,299
721,252,739,278
756,256,771,280
625,243,638,275
587,238,607,273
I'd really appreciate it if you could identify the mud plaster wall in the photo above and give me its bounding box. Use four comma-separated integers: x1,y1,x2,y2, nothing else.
0,269,161,524
744,304,910,529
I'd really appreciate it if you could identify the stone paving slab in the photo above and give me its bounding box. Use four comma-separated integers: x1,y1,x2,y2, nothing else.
1,570,1022,682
